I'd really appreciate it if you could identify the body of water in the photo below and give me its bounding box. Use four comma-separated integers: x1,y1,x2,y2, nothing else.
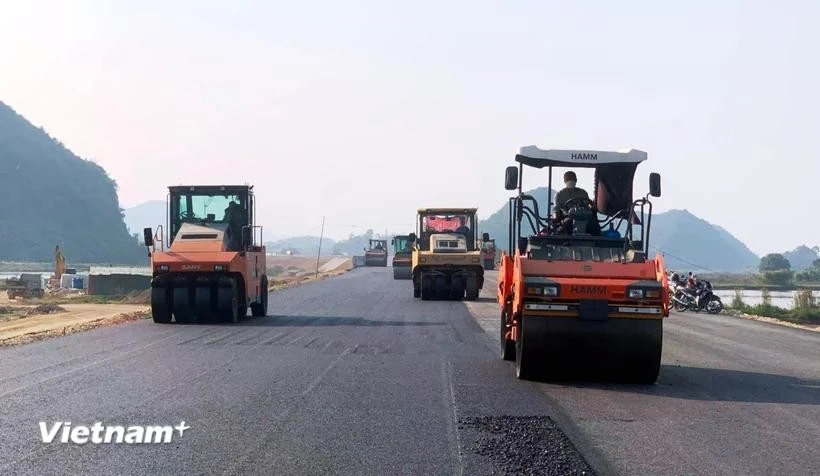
712,290,817,310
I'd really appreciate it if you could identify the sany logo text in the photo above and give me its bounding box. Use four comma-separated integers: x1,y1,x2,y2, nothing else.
39,421,190,444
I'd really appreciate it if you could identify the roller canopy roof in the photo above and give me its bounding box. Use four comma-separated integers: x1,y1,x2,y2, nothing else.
515,146,648,168
512,146,650,217
168,185,254,193
417,208,478,214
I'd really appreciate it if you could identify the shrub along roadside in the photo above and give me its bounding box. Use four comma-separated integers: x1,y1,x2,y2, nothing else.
729,288,820,324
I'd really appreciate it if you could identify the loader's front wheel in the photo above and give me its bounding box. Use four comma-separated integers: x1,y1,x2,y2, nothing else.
465,275,479,300
218,279,240,323
151,286,172,323
421,274,433,300
194,286,215,321
434,276,447,299
450,276,465,300
251,276,269,317
172,286,193,323
624,323,663,384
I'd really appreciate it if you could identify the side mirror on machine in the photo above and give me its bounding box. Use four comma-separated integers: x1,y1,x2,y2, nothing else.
649,172,661,197
408,233,417,242
504,166,519,190
482,232,490,241
143,227,154,247
143,227,154,257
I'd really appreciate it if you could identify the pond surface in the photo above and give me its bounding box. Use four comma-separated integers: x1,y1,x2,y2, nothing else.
712,290,817,310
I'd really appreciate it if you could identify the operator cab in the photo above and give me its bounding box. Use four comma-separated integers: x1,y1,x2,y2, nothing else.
392,235,412,254
368,239,386,251
410,208,487,252
503,147,661,263
143,185,260,253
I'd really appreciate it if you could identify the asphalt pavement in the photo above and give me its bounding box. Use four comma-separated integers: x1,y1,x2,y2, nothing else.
0,267,817,475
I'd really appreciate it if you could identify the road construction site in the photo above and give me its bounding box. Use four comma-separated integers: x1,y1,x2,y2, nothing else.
1,266,817,475
0,256,351,345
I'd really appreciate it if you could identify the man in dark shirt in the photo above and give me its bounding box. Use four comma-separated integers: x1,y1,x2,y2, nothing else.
224,201,245,250
553,171,592,213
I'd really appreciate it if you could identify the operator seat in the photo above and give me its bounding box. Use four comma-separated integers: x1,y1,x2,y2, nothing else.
224,202,245,251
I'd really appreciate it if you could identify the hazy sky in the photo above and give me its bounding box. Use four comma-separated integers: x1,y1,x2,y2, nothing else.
1,0,818,256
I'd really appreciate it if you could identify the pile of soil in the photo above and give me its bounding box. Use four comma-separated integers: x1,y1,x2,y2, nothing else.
22,304,67,317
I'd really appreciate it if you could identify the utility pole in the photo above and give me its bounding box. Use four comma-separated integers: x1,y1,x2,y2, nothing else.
315,216,325,279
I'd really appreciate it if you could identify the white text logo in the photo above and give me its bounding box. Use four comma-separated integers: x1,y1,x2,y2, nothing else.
39,421,190,444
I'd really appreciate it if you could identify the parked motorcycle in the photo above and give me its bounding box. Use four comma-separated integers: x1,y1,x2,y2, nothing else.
670,279,723,314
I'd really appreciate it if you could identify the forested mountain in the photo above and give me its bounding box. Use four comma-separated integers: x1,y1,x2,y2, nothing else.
0,101,146,264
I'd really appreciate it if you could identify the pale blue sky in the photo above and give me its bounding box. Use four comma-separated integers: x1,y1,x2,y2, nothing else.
1,0,818,255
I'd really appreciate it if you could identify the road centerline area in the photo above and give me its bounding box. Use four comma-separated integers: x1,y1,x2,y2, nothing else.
1,267,817,475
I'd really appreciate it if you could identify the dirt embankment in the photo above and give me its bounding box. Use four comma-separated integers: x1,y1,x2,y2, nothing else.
0,294,149,346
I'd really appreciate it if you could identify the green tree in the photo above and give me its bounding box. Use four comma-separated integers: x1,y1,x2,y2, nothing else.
759,253,791,272
795,258,820,282
762,269,794,286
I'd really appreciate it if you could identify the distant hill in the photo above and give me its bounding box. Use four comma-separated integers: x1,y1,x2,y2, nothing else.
783,245,820,271
0,101,146,264
477,187,759,273
265,236,336,256
123,200,166,235
648,209,758,272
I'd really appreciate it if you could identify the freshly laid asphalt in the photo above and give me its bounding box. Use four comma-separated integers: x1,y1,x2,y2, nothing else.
1,267,817,475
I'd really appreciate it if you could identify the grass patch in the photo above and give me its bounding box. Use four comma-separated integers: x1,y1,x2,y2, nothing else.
728,288,820,324
0,305,28,321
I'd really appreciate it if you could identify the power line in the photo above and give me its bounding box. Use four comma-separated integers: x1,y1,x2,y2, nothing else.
650,246,718,273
